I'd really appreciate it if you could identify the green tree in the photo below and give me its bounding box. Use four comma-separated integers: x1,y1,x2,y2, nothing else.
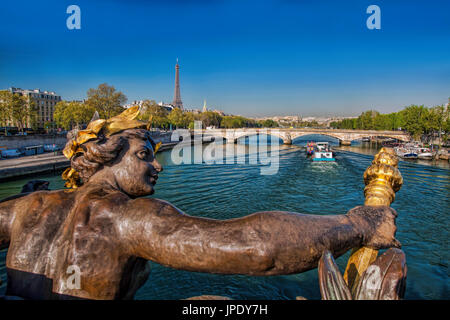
391,112,404,130
221,116,247,128
328,102,449,142
0,90,12,128
429,104,447,147
400,105,427,140
139,100,170,129
12,93,37,132
200,111,222,128
260,119,278,128
54,101,96,130
443,102,450,143
0,91,38,132
220,116,235,128
167,108,186,128
85,83,127,119
27,97,39,130
359,110,379,130
184,111,197,129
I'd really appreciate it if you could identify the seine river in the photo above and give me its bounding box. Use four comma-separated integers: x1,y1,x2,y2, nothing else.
0,135,448,299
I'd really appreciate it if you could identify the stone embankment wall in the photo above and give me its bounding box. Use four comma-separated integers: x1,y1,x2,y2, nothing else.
0,131,177,180
0,131,174,150
148,131,173,145
0,134,67,149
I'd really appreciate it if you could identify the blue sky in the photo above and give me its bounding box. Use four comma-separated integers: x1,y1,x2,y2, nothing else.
0,0,449,117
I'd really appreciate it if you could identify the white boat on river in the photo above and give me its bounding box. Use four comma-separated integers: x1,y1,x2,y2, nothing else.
416,147,434,160
395,147,418,159
313,142,336,162
395,143,435,160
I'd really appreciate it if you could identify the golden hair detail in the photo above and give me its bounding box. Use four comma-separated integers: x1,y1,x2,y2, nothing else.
62,106,160,188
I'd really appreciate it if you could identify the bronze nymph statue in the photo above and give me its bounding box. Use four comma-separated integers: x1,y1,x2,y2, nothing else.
0,107,401,300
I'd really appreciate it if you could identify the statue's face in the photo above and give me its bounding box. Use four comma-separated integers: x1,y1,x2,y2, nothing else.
111,136,163,197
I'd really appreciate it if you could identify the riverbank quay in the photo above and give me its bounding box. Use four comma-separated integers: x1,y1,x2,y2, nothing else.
0,134,66,150
0,152,69,181
0,141,179,181
0,130,175,152
0,130,178,181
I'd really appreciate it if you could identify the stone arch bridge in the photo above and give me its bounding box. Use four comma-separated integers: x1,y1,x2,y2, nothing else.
195,128,410,145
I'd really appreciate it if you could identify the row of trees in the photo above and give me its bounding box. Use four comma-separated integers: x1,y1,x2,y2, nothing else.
0,90,38,132
137,101,279,130
280,119,323,128
2,82,327,132
51,83,283,131
330,104,450,141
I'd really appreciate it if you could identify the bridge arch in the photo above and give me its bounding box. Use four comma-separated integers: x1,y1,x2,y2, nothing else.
230,130,354,145
233,130,284,144
291,132,341,142
281,131,410,145
289,132,343,144
198,128,410,145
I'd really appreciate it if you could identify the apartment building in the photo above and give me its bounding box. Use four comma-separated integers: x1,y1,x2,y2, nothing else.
9,87,62,127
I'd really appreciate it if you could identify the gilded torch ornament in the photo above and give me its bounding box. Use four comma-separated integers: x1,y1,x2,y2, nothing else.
343,147,403,291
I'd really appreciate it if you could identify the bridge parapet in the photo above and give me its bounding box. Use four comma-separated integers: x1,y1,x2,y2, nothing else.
195,128,410,145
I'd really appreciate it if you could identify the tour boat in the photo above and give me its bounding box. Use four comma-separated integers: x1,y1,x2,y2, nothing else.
312,142,336,162
306,141,315,156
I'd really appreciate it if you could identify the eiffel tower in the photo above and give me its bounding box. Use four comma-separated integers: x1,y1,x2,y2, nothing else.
172,59,183,109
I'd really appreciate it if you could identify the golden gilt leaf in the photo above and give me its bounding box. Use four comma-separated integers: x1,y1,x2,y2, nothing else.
63,142,75,159
110,105,140,121
85,119,106,134
61,167,73,180
154,141,162,154
76,131,99,145
62,167,81,189
104,119,146,136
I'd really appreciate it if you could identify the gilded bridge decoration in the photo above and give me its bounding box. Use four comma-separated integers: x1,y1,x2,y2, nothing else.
364,148,403,206
317,148,407,300
343,147,404,292
0,108,405,300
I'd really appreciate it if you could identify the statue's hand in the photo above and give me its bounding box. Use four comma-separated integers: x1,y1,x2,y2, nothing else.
347,206,401,250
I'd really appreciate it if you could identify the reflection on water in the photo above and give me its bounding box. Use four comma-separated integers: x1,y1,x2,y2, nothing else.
0,135,449,299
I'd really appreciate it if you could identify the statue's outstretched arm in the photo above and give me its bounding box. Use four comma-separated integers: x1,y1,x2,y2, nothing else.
0,197,19,250
0,180,49,250
118,198,399,276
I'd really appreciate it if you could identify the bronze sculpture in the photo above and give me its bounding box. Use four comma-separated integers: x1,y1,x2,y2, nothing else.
318,147,407,300
318,248,406,300
0,107,401,300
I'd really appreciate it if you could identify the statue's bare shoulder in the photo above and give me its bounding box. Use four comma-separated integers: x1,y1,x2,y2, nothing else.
124,197,184,217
